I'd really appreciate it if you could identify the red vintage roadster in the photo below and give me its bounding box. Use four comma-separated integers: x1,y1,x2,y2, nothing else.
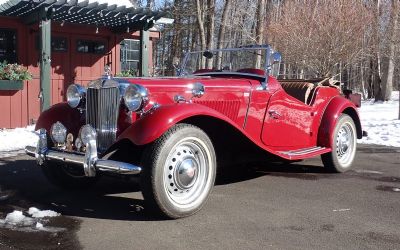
25,45,363,218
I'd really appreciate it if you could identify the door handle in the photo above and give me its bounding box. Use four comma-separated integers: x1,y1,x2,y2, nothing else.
268,110,281,119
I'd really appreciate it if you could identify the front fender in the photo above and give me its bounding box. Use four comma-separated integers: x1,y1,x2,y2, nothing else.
318,96,362,147
35,103,85,137
117,103,239,145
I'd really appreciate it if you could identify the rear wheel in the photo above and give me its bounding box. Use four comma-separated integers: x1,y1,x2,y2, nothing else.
321,114,357,173
140,124,216,219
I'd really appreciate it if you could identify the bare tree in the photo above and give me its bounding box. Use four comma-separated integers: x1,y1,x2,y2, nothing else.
268,0,374,78
254,0,267,68
381,0,399,101
216,0,231,69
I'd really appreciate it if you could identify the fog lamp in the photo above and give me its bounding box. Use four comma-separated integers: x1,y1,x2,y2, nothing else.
79,125,97,145
50,121,67,144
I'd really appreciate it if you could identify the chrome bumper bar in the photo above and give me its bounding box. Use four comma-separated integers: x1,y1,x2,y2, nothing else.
25,129,141,177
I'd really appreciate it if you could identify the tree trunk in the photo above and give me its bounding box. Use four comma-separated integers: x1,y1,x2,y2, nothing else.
216,0,231,69
196,0,206,68
254,0,267,68
381,0,398,101
206,0,216,69
360,62,367,100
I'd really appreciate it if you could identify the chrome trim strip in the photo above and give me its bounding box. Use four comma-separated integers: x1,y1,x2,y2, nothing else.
279,146,326,156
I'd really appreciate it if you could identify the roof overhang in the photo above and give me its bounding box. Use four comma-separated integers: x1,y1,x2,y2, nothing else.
0,0,165,32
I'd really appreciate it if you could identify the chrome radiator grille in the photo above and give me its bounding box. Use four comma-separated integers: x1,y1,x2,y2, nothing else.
86,86,120,152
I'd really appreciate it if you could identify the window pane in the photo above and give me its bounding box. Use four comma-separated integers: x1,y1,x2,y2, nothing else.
0,29,17,63
77,40,105,54
52,37,68,52
120,39,140,72
77,40,88,53
93,42,105,54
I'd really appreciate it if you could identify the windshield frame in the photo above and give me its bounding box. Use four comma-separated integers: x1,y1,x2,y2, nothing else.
179,45,273,79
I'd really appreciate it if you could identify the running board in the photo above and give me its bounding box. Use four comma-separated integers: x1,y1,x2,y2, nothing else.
277,146,331,160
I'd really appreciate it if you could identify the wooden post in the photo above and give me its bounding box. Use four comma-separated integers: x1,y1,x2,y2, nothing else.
38,7,53,111
140,29,149,77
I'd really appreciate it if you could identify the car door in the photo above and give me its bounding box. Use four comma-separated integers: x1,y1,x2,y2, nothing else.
261,89,314,148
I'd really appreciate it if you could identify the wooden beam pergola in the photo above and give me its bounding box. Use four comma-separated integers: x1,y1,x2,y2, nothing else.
0,0,164,111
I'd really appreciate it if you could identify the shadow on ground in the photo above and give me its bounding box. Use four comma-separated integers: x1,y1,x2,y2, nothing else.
0,145,399,225
0,152,399,223
0,156,330,223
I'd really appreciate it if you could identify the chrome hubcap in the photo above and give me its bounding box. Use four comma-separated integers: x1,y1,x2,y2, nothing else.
175,158,198,189
336,122,354,167
164,137,211,206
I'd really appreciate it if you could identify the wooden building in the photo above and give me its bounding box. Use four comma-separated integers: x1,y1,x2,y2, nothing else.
0,0,163,128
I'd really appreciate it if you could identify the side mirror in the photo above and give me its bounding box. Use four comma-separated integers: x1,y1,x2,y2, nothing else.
271,52,282,64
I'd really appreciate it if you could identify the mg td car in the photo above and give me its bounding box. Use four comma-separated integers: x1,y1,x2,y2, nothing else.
25,45,364,218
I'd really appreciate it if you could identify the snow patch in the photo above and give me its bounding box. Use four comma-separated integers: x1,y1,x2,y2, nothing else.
0,208,63,232
35,222,44,229
357,91,400,147
0,210,35,227
0,125,38,154
28,207,60,218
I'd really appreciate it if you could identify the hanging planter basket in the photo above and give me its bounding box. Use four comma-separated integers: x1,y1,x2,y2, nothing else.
0,80,24,90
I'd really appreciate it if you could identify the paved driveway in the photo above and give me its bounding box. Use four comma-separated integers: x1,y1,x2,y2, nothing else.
0,144,399,250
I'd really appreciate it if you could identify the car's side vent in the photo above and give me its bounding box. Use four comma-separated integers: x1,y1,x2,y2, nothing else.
194,100,240,121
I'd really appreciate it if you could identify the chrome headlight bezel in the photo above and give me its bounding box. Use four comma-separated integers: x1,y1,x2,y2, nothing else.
50,121,67,145
123,84,149,112
67,84,86,108
79,124,97,146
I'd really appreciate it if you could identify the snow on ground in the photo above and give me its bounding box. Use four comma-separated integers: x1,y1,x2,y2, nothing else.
357,91,400,147
0,92,398,158
28,207,60,218
0,125,38,158
0,208,62,232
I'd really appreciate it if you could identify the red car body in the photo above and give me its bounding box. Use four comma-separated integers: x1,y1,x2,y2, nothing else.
36,75,362,160
27,46,363,218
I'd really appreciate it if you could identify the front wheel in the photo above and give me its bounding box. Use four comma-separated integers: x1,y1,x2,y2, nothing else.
321,114,357,173
140,124,216,219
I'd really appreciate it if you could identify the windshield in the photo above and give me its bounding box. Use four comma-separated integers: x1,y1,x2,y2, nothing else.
180,46,271,76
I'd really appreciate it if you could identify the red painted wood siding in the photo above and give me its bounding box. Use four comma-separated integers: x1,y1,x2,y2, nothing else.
0,17,158,128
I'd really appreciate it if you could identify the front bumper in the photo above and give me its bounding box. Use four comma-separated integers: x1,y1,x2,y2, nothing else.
25,129,141,177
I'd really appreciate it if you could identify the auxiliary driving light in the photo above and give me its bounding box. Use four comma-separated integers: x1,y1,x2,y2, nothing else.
79,125,97,145
50,121,67,144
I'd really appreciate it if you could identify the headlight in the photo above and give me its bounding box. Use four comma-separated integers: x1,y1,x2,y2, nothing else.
123,84,149,112
67,84,86,108
50,121,67,144
79,125,97,145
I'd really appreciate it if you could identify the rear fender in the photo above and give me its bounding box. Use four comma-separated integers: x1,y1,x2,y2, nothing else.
318,96,362,147
117,103,240,145
35,103,85,137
